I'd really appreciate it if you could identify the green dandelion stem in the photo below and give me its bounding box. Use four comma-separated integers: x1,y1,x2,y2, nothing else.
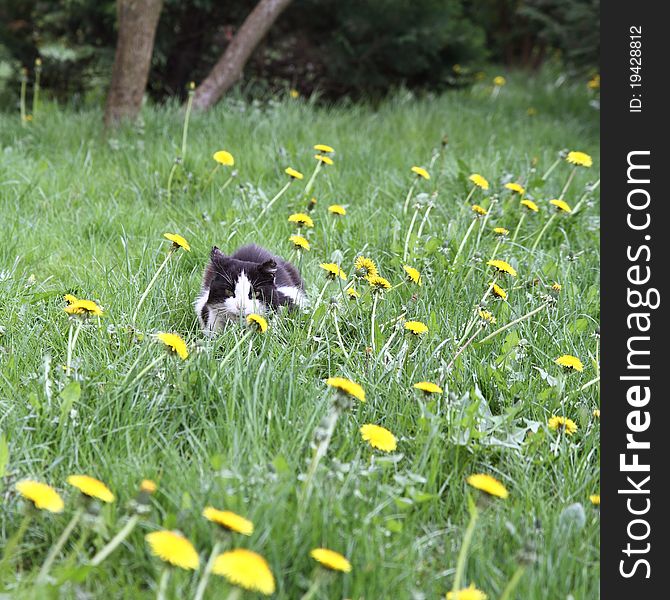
474,205,494,249
490,238,503,261
299,577,322,600
259,180,292,218
530,213,557,253
500,565,526,600
415,202,433,241
559,166,577,200
403,207,420,262
225,588,243,600
333,311,350,360
541,157,561,181
306,280,330,339
571,178,600,215
0,512,32,576
402,180,417,215
90,514,140,566
166,161,180,203
37,507,84,584
194,541,222,600
218,174,235,194
65,319,84,377
370,292,380,352
463,185,476,206
181,88,195,161
451,500,479,593
300,407,340,507
578,376,600,393
510,212,526,244
303,161,322,197
132,248,175,325
447,324,484,372
156,565,171,600
32,65,41,118
20,72,27,125
451,218,477,269
457,280,497,346
126,356,165,390
477,303,548,345
203,164,220,189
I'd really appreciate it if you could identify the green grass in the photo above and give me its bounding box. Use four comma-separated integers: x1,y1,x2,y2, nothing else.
0,73,600,599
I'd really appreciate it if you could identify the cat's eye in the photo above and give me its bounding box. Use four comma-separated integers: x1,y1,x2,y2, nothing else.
223,289,234,298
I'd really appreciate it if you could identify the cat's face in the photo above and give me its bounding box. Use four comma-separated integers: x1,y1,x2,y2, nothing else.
198,251,278,331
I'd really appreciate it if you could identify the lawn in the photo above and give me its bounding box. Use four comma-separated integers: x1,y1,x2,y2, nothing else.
0,73,600,599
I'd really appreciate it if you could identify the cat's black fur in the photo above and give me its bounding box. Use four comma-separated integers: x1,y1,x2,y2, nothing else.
195,244,305,332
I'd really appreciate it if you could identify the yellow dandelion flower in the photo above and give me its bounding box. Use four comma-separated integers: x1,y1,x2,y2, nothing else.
471,204,488,216
490,283,507,300
405,320,428,335
413,381,443,394
64,299,103,317
411,166,430,180
551,282,562,292
163,233,191,252
587,74,600,90
15,480,64,513
590,494,601,506
550,199,572,213
212,549,275,595
289,234,310,251
566,151,593,168
367,275,391,291
320,263,347,280
289,89,300,99
285,167,304,180
593,409,600,419
360,424,397,452
493,75,506,86
555,354,584,372
487,259,517,277
478,310,496,325
156,332,189,360
505,182,525,195
314,154,334,165
67,475,115,503
140,480,158,494
469,173,489,190
466,474,509,499
326,377,365,402
246,313,268,333
64,293,78,304
493,227,509,236
145,530,199,570
213,150,235,166
202,507,254,536
403,265,422,286
314,144,334,153
346,287,360,299
354,256,378,279
548,415,578,435
310,548,352,573
527,107,538,116
447,583,488,600
328,204,346,216
288,213,314,228
521,199,539,212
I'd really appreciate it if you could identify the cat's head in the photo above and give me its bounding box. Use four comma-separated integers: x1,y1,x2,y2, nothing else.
205,247,278,318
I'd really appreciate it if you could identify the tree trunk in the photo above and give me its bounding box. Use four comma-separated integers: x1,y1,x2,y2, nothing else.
192,0,293,111
104,0,163,127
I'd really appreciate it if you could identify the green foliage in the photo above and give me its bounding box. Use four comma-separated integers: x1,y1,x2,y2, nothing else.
0,75,599,597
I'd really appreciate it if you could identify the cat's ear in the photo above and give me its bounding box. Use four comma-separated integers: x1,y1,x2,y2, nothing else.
210,246,226,260
260,260,277,277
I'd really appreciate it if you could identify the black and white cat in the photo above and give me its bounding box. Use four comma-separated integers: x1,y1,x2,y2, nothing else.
195,244,307,333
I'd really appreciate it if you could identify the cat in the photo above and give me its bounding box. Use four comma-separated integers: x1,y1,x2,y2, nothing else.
195,244,307,333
